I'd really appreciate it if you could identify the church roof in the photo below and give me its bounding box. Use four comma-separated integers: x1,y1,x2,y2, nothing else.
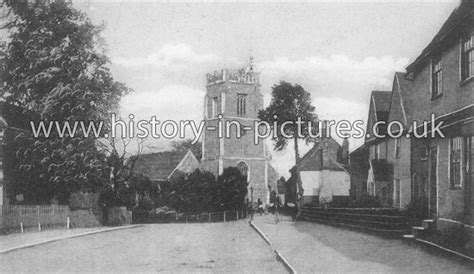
132,150,199,181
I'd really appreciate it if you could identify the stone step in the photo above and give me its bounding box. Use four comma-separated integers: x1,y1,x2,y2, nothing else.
411,226,427,237
422,219,434,230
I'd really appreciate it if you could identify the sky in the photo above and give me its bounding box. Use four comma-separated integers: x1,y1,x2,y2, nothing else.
73,0,460,178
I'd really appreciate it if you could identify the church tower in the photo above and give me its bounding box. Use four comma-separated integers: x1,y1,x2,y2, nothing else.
201,58,275,204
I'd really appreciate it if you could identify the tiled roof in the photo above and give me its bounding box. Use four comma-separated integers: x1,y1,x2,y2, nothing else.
132,150,189,181
297,138,346,172
407,0,473,72
372,91,391,114
392,72,414,126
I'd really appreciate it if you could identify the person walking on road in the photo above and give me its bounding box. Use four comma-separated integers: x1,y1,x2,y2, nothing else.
273,194,282,224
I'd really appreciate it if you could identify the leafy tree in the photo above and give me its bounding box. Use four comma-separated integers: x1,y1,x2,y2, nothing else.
0,1,130,204
258,81,317,164
164,167,247,214
259,81,317,199
215,167,248,211
167,169,217,214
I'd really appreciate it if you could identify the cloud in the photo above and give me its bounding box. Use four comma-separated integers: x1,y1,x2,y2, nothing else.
120,84,205,121
113,43,220,69
118,85,206,153
258,55,408,103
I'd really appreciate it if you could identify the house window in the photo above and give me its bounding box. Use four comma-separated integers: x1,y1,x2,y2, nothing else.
450,137,462,188
212,97,218,117
432,57,443,98
237,94,247,116
395,138,401,159
461,34,473,81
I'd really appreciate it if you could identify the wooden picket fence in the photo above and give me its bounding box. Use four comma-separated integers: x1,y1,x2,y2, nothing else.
0,204,70,232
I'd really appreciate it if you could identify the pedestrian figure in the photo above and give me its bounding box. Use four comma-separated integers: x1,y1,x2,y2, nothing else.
257,198,264,216
248,202,255,223
274,195,282,224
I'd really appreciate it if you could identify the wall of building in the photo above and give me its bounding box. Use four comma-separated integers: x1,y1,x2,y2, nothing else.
386,137,412,208
409,25,474,226
300,170,350,198
410,31,474,124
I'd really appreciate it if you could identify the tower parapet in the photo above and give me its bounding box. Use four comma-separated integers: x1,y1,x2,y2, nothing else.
206,58,259,85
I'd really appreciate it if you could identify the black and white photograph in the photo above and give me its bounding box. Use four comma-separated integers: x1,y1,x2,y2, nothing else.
0,0,473,272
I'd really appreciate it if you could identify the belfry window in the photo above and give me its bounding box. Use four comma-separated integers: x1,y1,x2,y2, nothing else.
237,94,247,116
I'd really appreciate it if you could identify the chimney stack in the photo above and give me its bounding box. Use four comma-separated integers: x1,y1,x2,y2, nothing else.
341,137,349,164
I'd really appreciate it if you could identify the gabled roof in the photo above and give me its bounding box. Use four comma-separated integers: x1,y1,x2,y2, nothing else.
372,91,391,113
297,138,346,172
407,0,474,72
365,91,391,142
133,150,199,181
387,72,414,128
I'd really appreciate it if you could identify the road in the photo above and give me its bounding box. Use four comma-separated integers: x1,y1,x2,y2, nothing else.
253,215,474,273
0,220,286,273
2,216,473,273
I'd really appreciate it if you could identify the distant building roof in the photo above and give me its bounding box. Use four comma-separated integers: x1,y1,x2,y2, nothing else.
297,137,346,172
132,150,200,182
365,91,391,143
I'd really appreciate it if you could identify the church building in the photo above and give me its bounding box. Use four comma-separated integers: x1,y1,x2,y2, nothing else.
201,58,278,204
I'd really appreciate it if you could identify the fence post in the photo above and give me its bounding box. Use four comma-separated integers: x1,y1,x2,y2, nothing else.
38,222,41,232
223,211,226,222
20,222,24,233
236,210,239,219
67,217,70,229
209,213,211,222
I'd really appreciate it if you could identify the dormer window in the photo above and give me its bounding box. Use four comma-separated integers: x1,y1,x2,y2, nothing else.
431,57,443,98
461,33,473,82
237,94,247,116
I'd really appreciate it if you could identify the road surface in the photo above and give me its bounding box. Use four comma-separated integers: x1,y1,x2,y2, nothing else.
253,215,473,273
0,220,285,273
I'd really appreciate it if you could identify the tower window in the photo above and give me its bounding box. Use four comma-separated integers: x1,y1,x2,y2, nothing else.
461,33,473,81
431,57,443,98
212,97,218,117
237,94,247,116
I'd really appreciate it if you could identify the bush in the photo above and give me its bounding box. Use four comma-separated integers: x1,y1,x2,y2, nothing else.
164,167,248,214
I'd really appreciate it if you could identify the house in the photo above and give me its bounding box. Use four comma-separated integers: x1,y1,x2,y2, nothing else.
385,72,414,208
349,144,369,201
133,150,201,186
405,0,474,247
364,90,393,206
289,136,350,206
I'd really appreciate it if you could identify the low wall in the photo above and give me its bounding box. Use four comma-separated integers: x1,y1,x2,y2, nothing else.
301,205,410,234
436,218,474,254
